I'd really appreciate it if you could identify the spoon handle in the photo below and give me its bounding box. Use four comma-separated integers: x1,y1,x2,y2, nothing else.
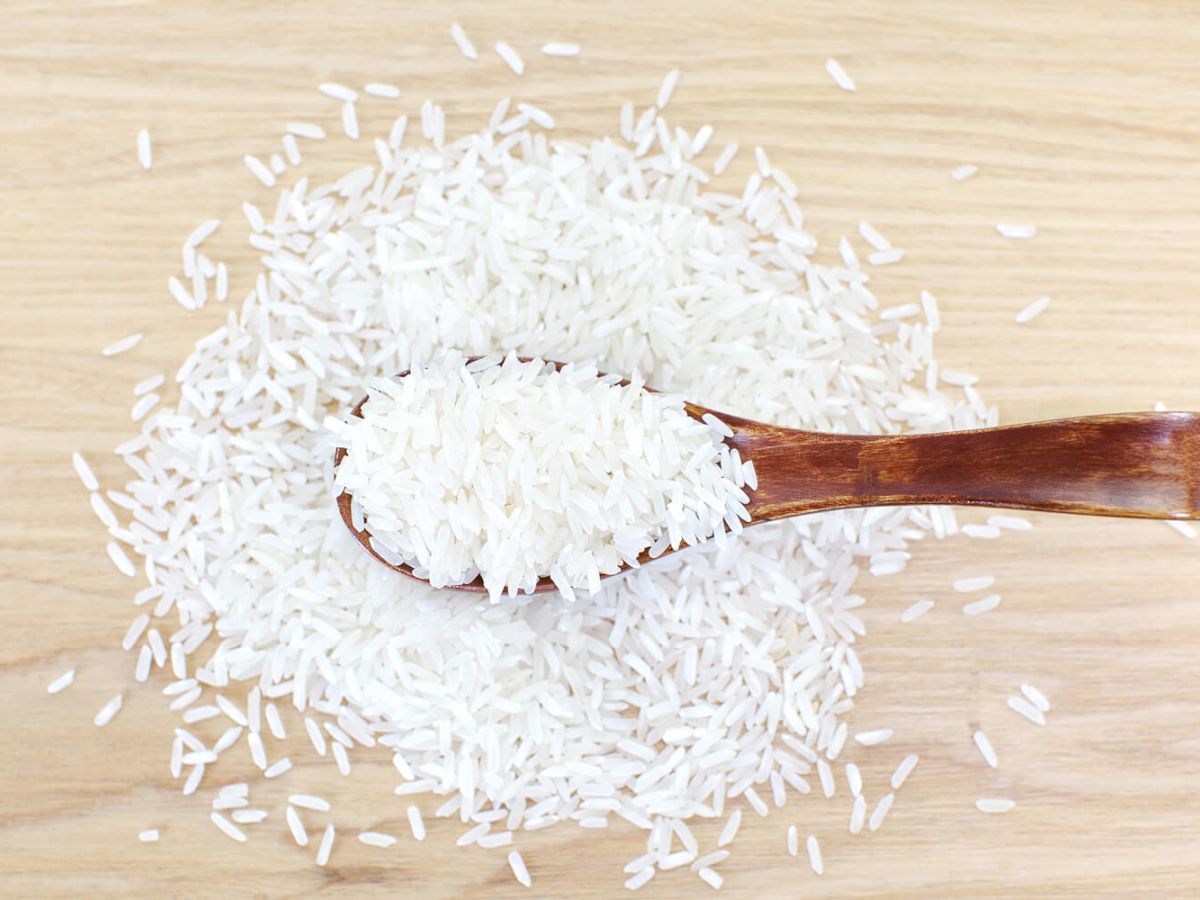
738,412,1200,521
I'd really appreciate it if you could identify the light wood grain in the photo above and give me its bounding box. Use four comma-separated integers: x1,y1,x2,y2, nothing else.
2,1,1199,896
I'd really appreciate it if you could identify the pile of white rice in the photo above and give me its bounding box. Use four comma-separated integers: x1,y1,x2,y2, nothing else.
330,354,753,601
79,61,1001,889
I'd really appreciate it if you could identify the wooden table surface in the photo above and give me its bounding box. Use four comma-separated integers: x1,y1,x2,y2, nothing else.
2,1,1199,896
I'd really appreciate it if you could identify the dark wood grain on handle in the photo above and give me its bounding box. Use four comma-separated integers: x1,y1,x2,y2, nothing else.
728,412,1200,522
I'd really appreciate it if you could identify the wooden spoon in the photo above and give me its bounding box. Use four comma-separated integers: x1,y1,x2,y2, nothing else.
335,367,1200,595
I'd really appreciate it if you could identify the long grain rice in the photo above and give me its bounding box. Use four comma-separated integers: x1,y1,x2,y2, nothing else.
450,23,477,60
973,730,998,767
825,58,855,91
102,334,143,357
137,129,152,170
47,669,75,694
495,42,524,75
94,693,123,726
1015,296,1051,324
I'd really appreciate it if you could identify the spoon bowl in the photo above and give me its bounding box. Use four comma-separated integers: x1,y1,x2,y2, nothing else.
335,361,1200,595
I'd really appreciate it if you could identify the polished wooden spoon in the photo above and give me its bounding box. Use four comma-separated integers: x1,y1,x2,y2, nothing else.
335,367,1200,595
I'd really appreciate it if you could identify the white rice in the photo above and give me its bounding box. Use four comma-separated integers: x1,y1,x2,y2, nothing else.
331,741,350,775
624,868,655,890
91,492,118,528
315,824,335,865
816,758,835,798
976,798,1015,814
858,220,890,250
286,122,326,139
102,333,143,357
265,703,286,739
854,728,894,747
232,809,268,824
1007,695,1047,726
867,792,895,831
72,451,99,491
122,616,149,651
281,135,301,166
806,835,824,875
495,42,524,75
457,822,490,846
47,669,75,694
744,787,769,817
212,793,247,810
962,524,1001,539
130,393,160,422
243,155,275,187
137,129,152,171
265,758,293,778
996,224,1037,239
248,732,267,769
973,730,998,768
1165,520,1198,539
106,541,135,577
365,82,401,98
407,805,426,841
921,290,941,332
167,275,195,310
1015,296,1051,324
848,795,867,834
359,831,397,848
508,850,532,887
288,794,329,812
186,219,220,248
517,102,555,129
341,102,360,140
786,823,798,856
657,69,681,109
80,80,1009,886
962,594,1002,616
1020,683,1052,712
839,238,860,269
135,645,152,682
94,693,123,727
286,806,308,846
713,142,738,175
211,812,247,843
953,575,995,593
332,355,749,601
659,851,695,870
133,374,165,396
182,706,219,725
868,248,905,266
319,82,357,101
541,43,580,57
138,829,160,842
890,754,919,789
825,58,855,91
450,22,477,60
697,868,722,890
717,810,741,847
951,164,977,181
844,763,863,796
304,719,327,756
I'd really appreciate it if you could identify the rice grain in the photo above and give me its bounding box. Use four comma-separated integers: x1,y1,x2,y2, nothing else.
825,58,855,91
